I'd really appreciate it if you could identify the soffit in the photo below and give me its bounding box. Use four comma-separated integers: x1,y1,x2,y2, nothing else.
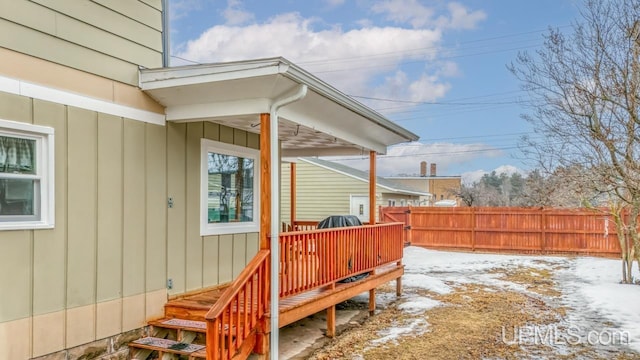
140,58,419,156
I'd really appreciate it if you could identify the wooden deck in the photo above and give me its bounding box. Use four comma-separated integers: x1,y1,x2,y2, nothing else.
162,262,403,325
129,223,405,360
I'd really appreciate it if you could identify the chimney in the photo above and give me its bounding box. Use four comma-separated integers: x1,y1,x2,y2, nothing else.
420,161,427,177
430,163,437,176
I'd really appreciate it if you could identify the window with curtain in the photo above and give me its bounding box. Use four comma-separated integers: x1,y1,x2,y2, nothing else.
0,119,54,230
0,135,37,216
201,139,259,235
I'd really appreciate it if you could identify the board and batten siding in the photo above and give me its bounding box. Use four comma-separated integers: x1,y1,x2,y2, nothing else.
281,161,372,222
0,90,168,359
281,161,419,223
166,122,260,296
0,0,163,85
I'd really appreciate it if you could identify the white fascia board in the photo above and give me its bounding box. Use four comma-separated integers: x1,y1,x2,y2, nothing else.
0,75,165,125
140,61,285,91
166,98,271,121
279,106,388,154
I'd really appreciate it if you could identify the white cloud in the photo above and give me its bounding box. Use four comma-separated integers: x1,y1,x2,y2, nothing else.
222,0,255,25
177,12,447,100
444,2,487,30
327,142,505,176
371,0,435,29
371,0,486,30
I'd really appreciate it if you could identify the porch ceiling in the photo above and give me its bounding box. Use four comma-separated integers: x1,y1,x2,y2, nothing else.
139,57,419,156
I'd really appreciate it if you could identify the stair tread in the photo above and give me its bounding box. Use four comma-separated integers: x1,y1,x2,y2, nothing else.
130,337,205,355
150,318,207,332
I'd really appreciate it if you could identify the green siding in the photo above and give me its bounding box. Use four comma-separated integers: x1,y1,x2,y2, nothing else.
67,107,98,308
123,120,147,297
146,123,167,292
282,161,420,222
0,90,167,324
96,114,124,302
166,122,259,295
32,99,67,315
0,0,162,85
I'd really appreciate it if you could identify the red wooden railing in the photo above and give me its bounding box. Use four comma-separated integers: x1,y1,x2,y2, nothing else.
204,222,404,359
205,250,270,360
278,223,404,298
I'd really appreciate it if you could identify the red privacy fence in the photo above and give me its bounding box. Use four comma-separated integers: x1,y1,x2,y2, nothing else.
381,207,623,256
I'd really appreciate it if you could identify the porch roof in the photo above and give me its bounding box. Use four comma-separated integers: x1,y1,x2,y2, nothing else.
139,57,419,156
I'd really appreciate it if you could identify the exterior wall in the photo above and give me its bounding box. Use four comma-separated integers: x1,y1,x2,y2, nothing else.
166,122,260,296
0,0,163,86
387,177,462,205
380,193,417,207
0,90,167,359
281,161,418,222
429,177,462,204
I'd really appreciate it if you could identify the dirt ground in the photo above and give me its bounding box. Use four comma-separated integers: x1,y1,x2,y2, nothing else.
306,263,640,360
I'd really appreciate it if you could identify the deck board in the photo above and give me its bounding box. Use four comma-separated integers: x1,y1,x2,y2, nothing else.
164,263,403,327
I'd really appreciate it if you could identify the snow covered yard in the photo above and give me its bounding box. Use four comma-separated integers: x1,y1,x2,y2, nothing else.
309,247,640,359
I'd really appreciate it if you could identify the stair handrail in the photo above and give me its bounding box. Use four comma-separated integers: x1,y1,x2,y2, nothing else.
205,249,270,360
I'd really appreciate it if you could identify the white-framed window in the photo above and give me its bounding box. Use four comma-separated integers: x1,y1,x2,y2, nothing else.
201,139,259,235
0,119,54,230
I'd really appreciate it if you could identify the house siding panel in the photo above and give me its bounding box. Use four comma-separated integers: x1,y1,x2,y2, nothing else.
123,120,147,297
0,0,162,85
67,107,98,309
166,121,259,295
0,86,169,356
96,114,124,303
186,122,204,291
32,99,67,316
145,123,167,292
167,122,187,295
0,18,139,85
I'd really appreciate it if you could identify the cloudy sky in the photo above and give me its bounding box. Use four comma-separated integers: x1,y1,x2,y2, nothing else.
169,0,579,182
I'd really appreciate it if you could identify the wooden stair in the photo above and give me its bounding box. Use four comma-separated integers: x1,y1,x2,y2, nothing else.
128,286,238,360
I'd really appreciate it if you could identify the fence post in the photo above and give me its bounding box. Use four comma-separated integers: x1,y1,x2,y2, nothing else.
540,208,546,254
471,207,476,251
406,206,412,245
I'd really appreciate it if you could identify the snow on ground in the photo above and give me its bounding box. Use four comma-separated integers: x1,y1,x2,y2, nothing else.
561,256,640,352
392,246,640,353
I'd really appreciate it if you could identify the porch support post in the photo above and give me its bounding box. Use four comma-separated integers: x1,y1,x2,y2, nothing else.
369,288,376,316
290,162,296,229
369,151,376,225
260,113,271,250
326,305,336,337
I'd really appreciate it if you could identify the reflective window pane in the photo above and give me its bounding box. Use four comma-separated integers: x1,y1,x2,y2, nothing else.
0,179,35,216
207,152,254,224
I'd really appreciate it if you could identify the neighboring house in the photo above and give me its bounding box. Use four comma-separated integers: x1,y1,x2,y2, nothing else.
281,158,430,223
385,161,462,206
0,2,418,360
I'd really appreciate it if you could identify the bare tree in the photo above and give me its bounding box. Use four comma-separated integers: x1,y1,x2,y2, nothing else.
510,0,640,283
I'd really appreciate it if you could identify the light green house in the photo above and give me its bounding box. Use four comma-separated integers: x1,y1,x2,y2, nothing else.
281,158,429,224
0,1,418,359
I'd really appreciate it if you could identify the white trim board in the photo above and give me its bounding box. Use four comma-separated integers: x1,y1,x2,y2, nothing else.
0,75,165,125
